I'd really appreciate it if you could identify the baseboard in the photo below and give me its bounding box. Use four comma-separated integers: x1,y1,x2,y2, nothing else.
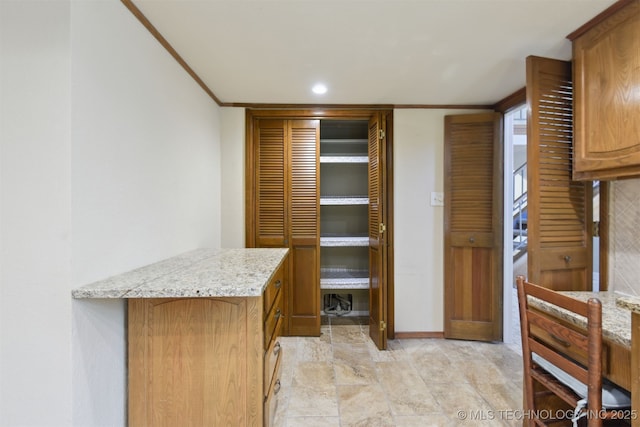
394,331,444,339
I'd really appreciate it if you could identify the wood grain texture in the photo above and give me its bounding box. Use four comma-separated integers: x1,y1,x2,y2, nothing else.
573,0,640,180
444,112,503,342
517,277,631,426
526,56,593,291
256,120,288,247
245,109,394,340
368,113,388,350
128,296,265,427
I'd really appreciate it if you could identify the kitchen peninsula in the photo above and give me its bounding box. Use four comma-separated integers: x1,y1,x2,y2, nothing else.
72,248,289,427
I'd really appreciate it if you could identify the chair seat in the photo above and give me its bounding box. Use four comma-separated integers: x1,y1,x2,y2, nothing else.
532,353,631,409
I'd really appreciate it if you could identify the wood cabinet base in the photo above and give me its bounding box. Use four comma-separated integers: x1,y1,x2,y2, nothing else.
128,297,264,426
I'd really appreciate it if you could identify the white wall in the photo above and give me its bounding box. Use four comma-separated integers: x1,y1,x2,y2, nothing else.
1,1,222,425
393,109,487,333
220,107,246,248
1,2,73,424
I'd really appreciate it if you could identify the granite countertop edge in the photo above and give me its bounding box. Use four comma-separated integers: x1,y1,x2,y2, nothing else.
528,291,632,349
616,295,640,315
71,248,289,299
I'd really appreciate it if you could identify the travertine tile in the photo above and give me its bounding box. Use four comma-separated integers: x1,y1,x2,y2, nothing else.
459,357,513,385
393,414,453,426
330,324,368,344
297,334,333,362
276,322,523,427
286,386,339,418
333,343,377,385
278,337,298,387
285,416,340,427
474,382,524,427
366,338,409,362
291,361,335,390
337,384,394,426
376,361,441,415
428,382,497,421
411,348,469,385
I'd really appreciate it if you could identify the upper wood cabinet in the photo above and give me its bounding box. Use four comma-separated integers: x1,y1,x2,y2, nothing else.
571,0,640,180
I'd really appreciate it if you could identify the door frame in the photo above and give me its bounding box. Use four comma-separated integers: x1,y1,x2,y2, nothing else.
245,108,395,339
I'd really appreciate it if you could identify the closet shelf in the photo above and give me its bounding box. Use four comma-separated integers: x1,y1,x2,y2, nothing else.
320,236,368,247
320,196,368,205
320,156,368,164
320,138,368,145
320,268,369,290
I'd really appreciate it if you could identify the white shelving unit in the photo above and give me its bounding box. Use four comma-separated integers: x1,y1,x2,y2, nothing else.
320,121,370,316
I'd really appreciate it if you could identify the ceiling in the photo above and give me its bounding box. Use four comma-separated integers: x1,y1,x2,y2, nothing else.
131,0,617,106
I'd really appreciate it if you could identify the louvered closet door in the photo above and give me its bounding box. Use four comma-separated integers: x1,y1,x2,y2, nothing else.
444,113,503,342
255,120,287,247
287,120,321,336
368,113,387,350
526,56,592,290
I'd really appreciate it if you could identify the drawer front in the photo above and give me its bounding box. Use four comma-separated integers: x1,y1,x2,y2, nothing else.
264,324,283,395
264,263,284,317
263,352,283,427
264,290,283,349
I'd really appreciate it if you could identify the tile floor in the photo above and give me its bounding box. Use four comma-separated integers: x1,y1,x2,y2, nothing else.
273,317,524,427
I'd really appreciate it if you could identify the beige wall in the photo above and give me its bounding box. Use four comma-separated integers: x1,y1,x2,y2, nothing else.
1,1,222,425
609,178,640,296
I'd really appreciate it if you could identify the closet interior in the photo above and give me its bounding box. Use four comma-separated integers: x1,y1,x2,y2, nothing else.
320,120,370,318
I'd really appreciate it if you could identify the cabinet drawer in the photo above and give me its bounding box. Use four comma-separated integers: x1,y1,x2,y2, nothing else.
263,352,283,427
264,290,283,349
264,263,284,317
264,328,283,395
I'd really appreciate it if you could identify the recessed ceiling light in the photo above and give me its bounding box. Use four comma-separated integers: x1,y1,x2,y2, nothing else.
312,83,327,95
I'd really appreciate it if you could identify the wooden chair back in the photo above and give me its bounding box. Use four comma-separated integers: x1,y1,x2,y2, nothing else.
517,275,605,426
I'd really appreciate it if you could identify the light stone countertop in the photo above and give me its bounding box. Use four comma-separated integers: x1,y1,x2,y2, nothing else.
71,248,289,299
528,291,631,349
616,295,640,315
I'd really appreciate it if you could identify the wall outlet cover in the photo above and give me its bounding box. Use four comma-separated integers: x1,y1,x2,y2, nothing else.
430,192,444,206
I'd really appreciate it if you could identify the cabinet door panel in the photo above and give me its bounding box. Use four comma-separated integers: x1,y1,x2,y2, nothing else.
128,297,263,427
256,120,287,247
368,113,387,349
288,120,320,336
288,246,319,335
527,56,592,290
573,1,640,179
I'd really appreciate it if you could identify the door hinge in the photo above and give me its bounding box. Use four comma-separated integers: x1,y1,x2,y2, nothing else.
379,223,386,234
593,221,600,238
379,320,387,331
379,129,385,140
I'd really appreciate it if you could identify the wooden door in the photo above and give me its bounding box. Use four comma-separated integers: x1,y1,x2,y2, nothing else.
255,120,287,248
247,109,394,341
526,56,592,290
368,113,387,350
287,120,321,336
444,113,503,342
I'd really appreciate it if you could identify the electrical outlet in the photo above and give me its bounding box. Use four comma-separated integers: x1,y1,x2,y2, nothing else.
430,191,444,206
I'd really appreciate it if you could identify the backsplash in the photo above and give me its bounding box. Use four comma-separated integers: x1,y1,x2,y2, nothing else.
609,179,640,296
